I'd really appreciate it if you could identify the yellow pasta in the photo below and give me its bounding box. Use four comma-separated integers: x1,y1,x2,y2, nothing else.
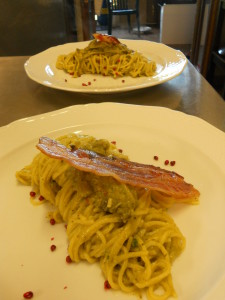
56,34,157,78
16,133,185,300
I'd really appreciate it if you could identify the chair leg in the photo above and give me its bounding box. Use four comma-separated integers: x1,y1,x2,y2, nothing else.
136,13,140,37
127,15,131,32
206,58,216,84
107,13,112,35
222,81,225,100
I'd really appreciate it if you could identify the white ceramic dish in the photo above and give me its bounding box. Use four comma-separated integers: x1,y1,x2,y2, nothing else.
24,40,187,93
1,103,225,300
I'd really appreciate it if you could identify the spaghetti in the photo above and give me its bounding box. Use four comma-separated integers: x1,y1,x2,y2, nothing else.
56,33,157,78
16,133,191,300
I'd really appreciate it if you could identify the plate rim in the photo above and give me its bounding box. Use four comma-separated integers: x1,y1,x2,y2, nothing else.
1,103,225,165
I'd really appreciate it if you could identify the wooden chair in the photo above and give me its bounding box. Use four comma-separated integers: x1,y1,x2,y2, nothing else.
106,0,140,37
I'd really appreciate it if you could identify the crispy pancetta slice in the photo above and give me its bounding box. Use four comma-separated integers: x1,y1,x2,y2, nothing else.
37,136,200,201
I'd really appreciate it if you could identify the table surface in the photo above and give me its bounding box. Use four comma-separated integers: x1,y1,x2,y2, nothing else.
0,56,225,132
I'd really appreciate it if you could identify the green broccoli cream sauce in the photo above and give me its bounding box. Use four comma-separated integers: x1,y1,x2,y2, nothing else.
85,173,138,221
59,133,139,221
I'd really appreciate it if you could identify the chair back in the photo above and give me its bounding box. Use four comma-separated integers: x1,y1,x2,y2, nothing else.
112,0,129,10
108,0,138,11
106,0,140,36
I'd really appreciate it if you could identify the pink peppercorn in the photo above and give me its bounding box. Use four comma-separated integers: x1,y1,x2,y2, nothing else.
66,255,72,263
50,245,56,252
23,291,33,299
30,191,36,197
104,280,111,290
50,218,55,225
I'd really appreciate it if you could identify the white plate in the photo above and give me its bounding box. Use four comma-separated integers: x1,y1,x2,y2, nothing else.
24,40,187,93
1,103,225,300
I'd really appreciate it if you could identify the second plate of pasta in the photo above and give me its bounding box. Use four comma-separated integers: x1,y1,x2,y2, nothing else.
24,40,187,93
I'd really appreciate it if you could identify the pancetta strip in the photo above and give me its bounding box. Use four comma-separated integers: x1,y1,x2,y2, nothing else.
37,137,200,200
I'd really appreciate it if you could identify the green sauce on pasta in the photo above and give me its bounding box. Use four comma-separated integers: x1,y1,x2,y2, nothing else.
56,39,157,78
